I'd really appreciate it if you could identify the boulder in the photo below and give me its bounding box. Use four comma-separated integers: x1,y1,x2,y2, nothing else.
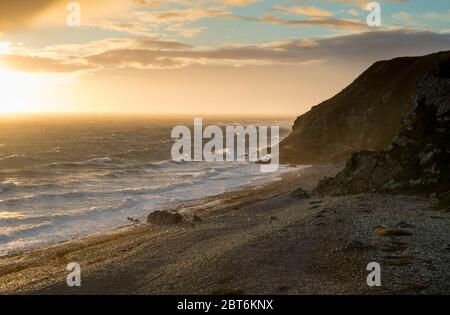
291,188,309,198
147,211,183,225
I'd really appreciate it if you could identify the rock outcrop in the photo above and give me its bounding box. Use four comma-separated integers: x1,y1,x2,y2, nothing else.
281,51,450,164
315,57,450,195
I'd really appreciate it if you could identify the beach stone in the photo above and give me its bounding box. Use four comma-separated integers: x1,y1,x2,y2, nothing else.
375,227,414,236
396,221,415,228
292,188,309,199
127,217,140,224
147,211,183,225
341,240,373,251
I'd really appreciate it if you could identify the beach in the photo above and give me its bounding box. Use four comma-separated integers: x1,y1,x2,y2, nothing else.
1,0,449,299
1,165,448,295
0,116,294,255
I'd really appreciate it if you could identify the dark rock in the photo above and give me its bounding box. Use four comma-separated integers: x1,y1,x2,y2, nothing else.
381,240,408,252
383,255,414,266
147,211,183,225
291,188,309,199
375,227,414,236
342,240,374,251
127,217,140,224
255,158,271,165
315,54,450,195
213,288,244,295
192,215,202,222
314,210,326,218
396,221,415,228
278,286,290,292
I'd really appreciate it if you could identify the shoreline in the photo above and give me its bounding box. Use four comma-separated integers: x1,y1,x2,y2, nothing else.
0,165,448,295
0,164,304,258
0,165,319,258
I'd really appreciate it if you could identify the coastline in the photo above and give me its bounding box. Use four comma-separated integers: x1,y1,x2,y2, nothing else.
0,165,448,295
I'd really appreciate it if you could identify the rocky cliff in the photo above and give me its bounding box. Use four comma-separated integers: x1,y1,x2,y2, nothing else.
315,56,450,195
281,51,450,164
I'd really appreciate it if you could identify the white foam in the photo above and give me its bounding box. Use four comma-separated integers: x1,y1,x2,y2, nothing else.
85,157,113,165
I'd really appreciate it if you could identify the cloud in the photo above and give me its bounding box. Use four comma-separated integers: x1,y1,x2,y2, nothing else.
0,36,192,72
83,19,154,36
221,0,259,6
347,8,360,17
81,30,450,70
421,10,450,22
0,54,89,73
130,6,237,37
45,36,192,57
291,0,409,9
166,25,207,37
392,12,413,24
135,0,259,8
3,30,449,72
260,15,369,30
274,5,333,17
133,0,163,8
135,8,233,24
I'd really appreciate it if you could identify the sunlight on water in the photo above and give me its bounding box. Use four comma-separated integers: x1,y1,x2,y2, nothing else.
0,116,297,256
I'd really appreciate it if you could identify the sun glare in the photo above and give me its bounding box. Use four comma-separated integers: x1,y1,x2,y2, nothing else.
0,66,75,113
0,67,42,113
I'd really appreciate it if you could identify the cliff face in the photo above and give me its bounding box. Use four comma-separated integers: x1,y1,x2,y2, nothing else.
281,51,450,164
315,57,450,195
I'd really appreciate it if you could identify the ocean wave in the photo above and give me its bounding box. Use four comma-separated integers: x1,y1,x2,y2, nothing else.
0,181,67,193
0,179,195,205
0,182,17,193
100,169,145,178
144,160,180,169
0,154,26,161
0,221,53,238
113,148,152,158
51,146,63,153
88,197,139,213
84,157,113,165
0,197,141,233
0,155,39,168
46,157,114,169
0,191,87,204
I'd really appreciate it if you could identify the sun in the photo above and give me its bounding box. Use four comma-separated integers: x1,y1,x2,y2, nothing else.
0,67,48,113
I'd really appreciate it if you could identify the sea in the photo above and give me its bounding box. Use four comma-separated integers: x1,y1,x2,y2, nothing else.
0,115,298,255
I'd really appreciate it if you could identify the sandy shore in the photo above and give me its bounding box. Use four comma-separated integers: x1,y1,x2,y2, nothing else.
0,165,448,295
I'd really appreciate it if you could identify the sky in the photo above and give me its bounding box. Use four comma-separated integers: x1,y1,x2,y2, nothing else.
0,0,449,116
